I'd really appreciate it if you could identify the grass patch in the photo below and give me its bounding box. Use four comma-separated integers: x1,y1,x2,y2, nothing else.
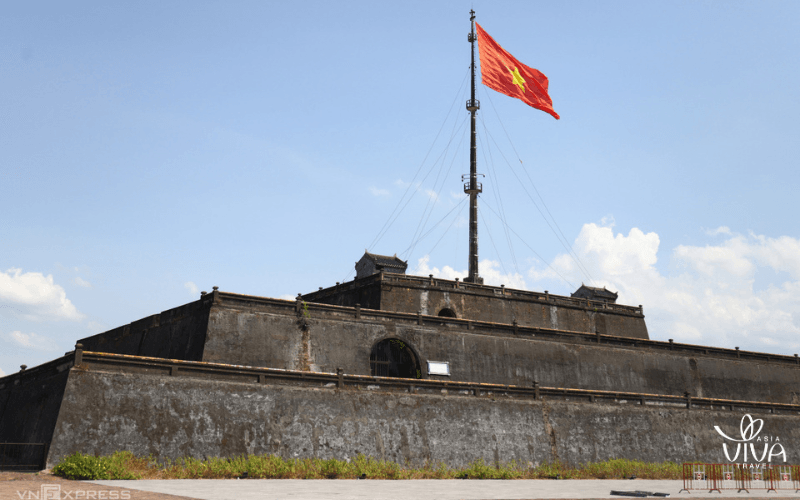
51,452,141,480
51,453,683,480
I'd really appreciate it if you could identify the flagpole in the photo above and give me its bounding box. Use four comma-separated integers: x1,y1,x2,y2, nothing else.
464,9,483,284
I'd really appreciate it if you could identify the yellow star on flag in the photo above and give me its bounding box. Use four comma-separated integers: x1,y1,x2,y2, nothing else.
508,66,526,93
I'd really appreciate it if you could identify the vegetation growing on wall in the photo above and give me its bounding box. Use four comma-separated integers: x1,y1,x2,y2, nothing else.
296,300,311,331
51,452,682,480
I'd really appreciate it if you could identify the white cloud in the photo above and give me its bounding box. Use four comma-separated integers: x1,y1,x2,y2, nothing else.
675,233,800,280
749,234,800,279
675,242,753,278
705,226,732,236
0,268,83,321
599,215,616,227
3,331,59,351
528,223,800,355
0,367,5,377
184,281,199,296
278,294,297,301
411,256,526,289
369,186,390,197
73,276,92,288
394,179,409,188
424,189,439,202
412,255,464,281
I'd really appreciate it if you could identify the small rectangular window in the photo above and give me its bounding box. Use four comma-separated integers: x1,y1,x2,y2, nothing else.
427,361,450,376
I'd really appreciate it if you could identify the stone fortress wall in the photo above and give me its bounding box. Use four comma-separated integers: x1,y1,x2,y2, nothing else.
74,290,800,403
302,273,649,339
5,349,799,468
3,285,800,469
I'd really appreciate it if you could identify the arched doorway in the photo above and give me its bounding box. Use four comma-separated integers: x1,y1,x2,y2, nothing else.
370,338,420,378
438,308,457,318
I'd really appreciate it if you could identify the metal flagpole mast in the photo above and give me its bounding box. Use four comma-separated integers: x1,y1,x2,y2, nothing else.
464,9,483,284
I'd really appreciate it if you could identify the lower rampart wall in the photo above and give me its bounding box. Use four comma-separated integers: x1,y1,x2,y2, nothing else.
0,355,73,468
47,360,800,468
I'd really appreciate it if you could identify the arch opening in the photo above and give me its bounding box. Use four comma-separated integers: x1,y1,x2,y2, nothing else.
370,338,420,378
438,308,457,318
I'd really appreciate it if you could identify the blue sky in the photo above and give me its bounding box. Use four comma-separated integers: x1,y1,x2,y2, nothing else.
2,1,799,376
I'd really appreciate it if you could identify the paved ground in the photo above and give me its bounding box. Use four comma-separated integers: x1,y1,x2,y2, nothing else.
5,473,800,500
0,471,195,500
88,479,800,500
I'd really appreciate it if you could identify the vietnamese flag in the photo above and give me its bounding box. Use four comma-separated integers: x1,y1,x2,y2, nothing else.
476,23,559,120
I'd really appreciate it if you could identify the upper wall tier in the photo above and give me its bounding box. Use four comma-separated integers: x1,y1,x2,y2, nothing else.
77,297,212,360
302,273,649,340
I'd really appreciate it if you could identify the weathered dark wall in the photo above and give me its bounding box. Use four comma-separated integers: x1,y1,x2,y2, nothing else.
383,285,647,339
0,355,73,467
78,297,212,361
46,366,800,468
303,274,649,340
203,304,308,370
202,295,800,403
302,277,382,310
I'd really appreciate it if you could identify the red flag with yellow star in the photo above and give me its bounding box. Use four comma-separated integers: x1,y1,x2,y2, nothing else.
476,23,559,120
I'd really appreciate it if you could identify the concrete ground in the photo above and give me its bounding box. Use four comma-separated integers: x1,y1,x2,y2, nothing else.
89,479,800,500
0,471,194,500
